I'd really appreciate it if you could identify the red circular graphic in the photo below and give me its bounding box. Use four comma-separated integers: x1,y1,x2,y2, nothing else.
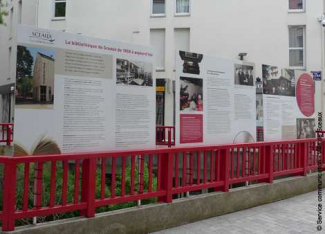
296,73,315,117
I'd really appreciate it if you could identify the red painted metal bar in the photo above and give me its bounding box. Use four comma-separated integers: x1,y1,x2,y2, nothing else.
49,162,56,207
62,161,68,206
22,163,30,212
182,151,187,186
101,157,106,200
0,123,14,146
175,153,179,188
74,159,80,204
148,154,153,192
122,156,126,195
35,162,44,208
111,157,116,198
130,155,136,195
156,126,175,147
203,150,207,183
1,138,325,231
139,155,145,194
197,151,200,185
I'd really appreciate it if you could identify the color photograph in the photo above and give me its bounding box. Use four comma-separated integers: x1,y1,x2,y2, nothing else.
16,45,55,108
180,77,203,112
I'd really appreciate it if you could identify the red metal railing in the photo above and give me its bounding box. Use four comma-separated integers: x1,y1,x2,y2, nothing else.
256,127,264,142
0,138,324,231
0,123,13,146
156,126,175,147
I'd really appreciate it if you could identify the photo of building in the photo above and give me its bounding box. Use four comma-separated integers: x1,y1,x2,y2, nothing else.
262,65,295,97
116,59,153,87
15,45,55,107
33,52,55,103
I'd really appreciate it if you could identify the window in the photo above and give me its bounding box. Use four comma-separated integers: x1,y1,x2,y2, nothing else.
174,28,190,66
176,0,190,15
289,26,305,67
152,0,165,15
289,0,304,11
150,29,165,70
54,0,66,18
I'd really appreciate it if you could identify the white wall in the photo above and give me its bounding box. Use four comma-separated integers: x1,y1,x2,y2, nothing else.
149,0,324,126
2,0,325,128
37,0,150,44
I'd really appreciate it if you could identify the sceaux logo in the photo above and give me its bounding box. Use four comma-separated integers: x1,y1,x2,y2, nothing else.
30,30,55,44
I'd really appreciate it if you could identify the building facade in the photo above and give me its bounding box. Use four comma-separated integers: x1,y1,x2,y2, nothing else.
33,53,55,103
1,0,325,127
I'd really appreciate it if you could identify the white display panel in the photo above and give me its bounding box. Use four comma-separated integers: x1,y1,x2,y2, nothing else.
14,25,156,155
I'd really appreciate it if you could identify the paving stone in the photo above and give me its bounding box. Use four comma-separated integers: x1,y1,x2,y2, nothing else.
151,189,325,234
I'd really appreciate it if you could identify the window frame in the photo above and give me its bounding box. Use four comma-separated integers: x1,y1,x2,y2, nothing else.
151,0,166,18
53,0,66,20
288,0,305,13
150,28,166,71
175,0,191,17
288,25,306,69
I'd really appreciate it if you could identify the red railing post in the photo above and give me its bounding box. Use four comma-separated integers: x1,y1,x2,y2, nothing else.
220,148,230,192
2,161,17,231
6,125,11,146
168,128,172,148
81,158,96,217
263,145,274,183
158,153,173,203
300,142,307,176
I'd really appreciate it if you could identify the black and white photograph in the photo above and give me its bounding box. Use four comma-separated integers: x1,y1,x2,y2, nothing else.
297,118,316,139
180,77,203,112
16,45,55,109
234,64,254,86
179,51,203,75
116,59,153,86
262,65,295,97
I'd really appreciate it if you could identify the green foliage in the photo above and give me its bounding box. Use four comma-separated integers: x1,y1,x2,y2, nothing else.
0,0,8,25
0,160,158,226
16,46,34,82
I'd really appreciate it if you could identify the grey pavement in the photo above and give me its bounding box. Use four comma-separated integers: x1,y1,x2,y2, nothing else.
151,189,325,234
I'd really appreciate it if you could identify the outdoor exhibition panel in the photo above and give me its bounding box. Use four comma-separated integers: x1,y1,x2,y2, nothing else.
13,25,155,155
261,65,315,141
176,51,256,146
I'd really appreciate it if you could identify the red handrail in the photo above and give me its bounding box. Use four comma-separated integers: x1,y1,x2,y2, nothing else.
156,126,175,147
256,127,264,142
0,123,13,146
0,137,323,231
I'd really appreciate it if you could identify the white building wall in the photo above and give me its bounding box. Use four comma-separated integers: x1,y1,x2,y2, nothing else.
1,0,325,127
149,0,325,126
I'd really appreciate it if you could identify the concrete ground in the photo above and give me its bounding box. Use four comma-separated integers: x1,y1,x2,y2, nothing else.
151,189,324,234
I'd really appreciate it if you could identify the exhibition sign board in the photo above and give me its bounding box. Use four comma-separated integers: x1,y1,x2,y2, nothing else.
176,51,256,146
262,65,315,141
14,25,156,155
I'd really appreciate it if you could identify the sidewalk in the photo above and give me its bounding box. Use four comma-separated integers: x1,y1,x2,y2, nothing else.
151,189,324,234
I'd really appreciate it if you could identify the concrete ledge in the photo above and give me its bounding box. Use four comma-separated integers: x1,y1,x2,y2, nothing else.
8,172,325,234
